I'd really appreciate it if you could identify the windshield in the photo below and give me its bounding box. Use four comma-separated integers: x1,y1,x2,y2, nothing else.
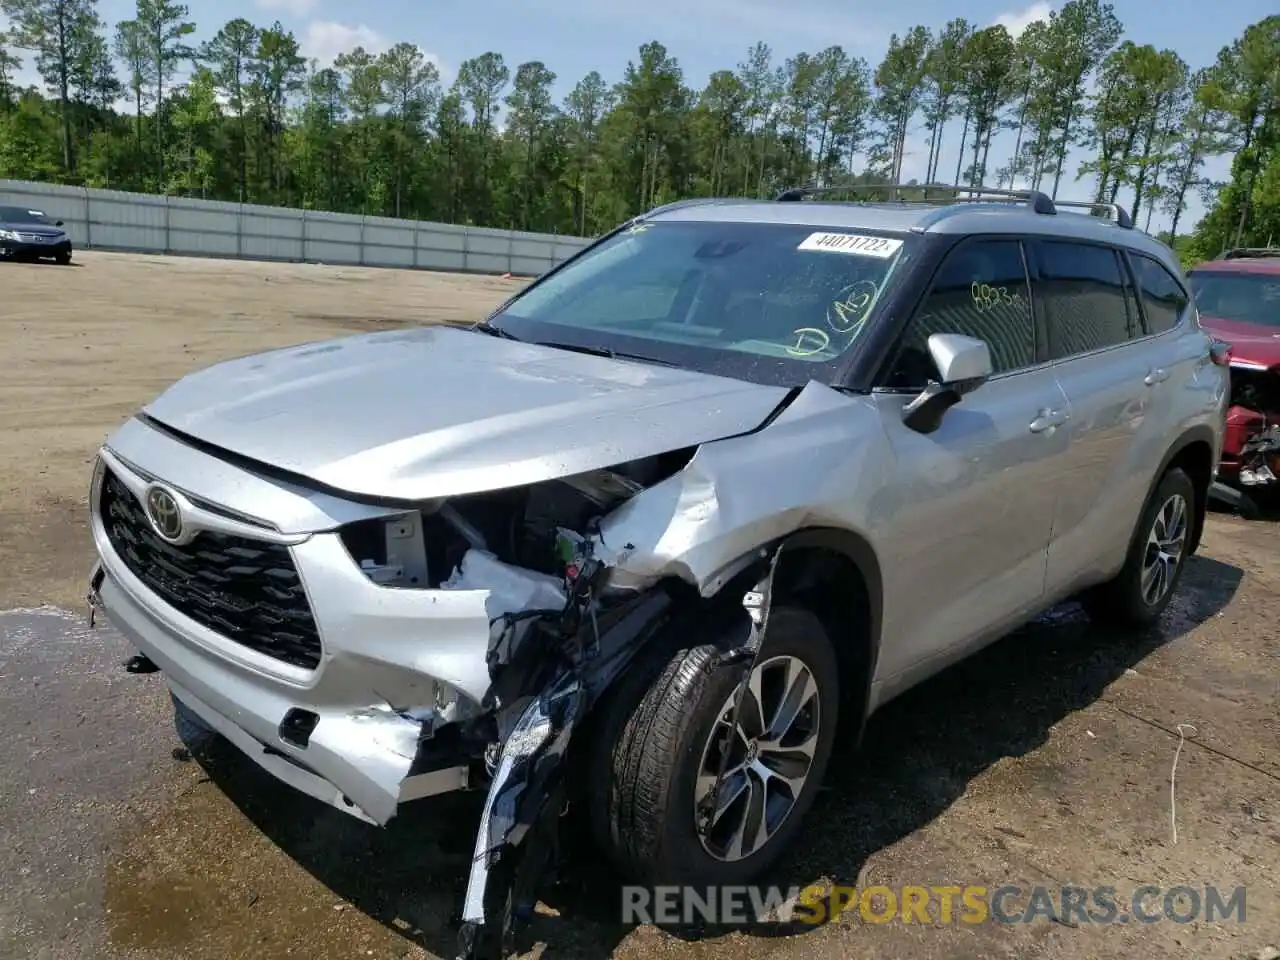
487,219,915,387
0,206,55,225
1188,270,1280,328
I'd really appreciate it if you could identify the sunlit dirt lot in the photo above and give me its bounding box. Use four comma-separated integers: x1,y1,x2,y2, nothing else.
1,251,1276,960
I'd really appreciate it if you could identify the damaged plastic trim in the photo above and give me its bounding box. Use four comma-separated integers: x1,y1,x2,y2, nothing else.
1239,424,1280,486
453,587,672,960
457,670,583,960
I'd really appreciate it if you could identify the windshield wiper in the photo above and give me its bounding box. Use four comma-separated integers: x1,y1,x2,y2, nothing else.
530,340,679,367
469,319,522,340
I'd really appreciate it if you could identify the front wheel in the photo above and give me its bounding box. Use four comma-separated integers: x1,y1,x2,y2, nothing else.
587,605,840,887
56,252,72,265
1082,467,1196,628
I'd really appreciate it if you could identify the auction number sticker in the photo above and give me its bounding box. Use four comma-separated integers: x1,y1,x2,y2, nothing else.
797,232,903,258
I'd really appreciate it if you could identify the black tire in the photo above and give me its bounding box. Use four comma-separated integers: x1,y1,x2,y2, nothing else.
587,605,840,887
56,253,71,265
1081,467,1196,628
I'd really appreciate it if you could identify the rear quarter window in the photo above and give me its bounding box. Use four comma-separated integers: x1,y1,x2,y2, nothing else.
1131,254,1190,334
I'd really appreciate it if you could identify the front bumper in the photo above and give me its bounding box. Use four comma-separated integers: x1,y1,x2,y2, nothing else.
87,420,505,826
0,237,71,259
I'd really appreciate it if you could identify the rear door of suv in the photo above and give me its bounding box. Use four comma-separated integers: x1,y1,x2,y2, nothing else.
1029,238,1197,596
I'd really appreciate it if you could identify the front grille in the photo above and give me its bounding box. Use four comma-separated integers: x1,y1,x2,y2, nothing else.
16,232,56,243
99,467,323,670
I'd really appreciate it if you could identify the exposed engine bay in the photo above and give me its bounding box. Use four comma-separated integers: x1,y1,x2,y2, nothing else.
333,447,703,728
339,448,695,588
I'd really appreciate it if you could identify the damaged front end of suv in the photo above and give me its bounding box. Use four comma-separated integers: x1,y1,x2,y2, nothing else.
86,209,921,959
86,382,795,955
87,402,792,959
85,326,884,959
329,445,736,959
1222,360,1280,491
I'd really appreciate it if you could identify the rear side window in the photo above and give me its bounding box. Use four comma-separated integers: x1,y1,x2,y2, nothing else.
884,239,1034,387
1036,241,1133,358
1132,254,1189,334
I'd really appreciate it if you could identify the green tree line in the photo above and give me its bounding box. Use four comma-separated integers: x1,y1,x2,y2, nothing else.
1,0,1277,260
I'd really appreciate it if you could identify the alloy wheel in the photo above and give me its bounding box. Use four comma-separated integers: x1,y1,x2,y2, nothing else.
693,654,821,862
1141,493,1188,606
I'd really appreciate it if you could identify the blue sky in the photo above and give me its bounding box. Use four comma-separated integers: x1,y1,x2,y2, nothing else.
5,0,1273,232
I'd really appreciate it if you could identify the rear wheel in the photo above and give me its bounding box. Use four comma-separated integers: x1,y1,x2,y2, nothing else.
1082,467,1195,628
587,605,840,886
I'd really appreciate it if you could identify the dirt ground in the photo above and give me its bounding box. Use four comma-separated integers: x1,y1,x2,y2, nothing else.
0,251,1276,960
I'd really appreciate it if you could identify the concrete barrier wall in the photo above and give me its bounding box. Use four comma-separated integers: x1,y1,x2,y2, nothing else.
0,179,594,276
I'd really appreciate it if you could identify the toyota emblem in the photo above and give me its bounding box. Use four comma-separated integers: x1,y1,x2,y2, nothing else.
144,485,184,541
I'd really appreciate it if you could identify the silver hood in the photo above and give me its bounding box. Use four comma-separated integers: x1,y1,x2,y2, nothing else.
141,325,792,501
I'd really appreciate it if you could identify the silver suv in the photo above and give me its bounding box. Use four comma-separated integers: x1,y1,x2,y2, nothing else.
86,185,1229,959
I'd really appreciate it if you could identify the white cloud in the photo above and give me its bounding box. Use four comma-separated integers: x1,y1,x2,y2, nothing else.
299,21,450,83
993,2,1053,39
300,21,388,65
256,0,318,15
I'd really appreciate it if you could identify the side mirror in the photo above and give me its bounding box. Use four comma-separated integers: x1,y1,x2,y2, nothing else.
929,333,993,387
902,334,994,434
55,220,64,227
1208,337,1232,367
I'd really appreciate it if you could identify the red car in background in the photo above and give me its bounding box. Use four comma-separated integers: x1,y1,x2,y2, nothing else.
1187,248,1280,513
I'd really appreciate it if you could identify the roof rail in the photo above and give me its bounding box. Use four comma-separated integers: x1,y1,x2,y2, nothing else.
1220,247,1280,260
637,197,725,220
775,182,1058,216
1054,199,1133,229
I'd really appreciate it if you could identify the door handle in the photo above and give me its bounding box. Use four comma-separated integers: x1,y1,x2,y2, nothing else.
1144,367,1170,385
1028,408,1069,434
